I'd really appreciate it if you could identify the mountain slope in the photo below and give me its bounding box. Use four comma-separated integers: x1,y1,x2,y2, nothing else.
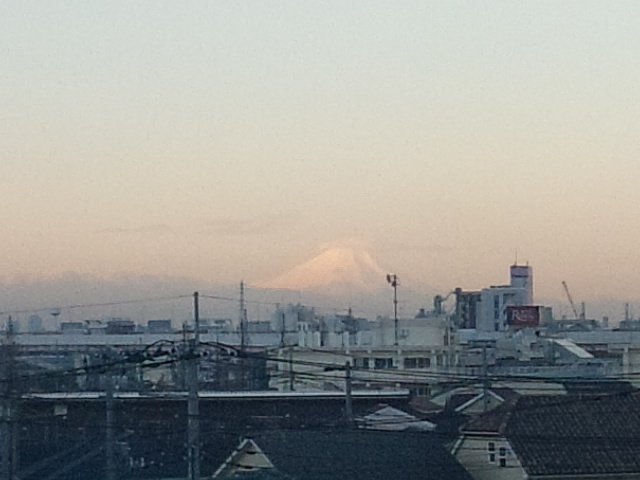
256,247,389,293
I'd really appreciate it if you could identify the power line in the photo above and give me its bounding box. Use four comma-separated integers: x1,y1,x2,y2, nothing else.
0,295,192,317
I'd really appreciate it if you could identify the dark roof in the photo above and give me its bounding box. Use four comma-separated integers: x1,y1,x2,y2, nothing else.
445,393,478,411
409,397,443,415
226,429,474,480
462,392,640,477
562,379,635,395
444,387,520,413
489,387,520,402
224,470,294,480
460,395,518,434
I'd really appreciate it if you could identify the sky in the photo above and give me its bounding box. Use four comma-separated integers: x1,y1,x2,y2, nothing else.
2,1,640,313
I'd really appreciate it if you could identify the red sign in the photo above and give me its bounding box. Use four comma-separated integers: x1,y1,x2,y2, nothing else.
507,306,540,327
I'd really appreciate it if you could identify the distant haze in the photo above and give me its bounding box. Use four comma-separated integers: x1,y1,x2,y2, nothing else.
0,247,437,328
0,246,632,329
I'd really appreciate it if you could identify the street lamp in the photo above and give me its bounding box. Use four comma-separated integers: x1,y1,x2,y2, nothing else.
386,274,399,346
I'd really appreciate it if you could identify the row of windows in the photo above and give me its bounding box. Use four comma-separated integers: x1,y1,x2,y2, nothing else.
354,357,394,369
354,357,434,369
403,357,431,369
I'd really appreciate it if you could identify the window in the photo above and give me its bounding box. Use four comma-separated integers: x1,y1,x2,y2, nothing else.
404,358,417,369
374,358,393,369
417,357,431,368
360,357,370,369
487,442,496,463
498,446,507,467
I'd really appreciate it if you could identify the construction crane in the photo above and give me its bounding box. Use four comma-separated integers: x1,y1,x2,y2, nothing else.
561,281,580,320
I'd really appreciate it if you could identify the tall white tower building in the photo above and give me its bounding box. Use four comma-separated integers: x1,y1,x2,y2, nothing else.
510,264,533,305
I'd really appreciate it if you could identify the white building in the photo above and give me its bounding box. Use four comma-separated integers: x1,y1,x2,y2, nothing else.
476,265,534,332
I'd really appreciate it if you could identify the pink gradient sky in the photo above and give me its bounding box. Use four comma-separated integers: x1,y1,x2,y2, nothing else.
2,2,640,307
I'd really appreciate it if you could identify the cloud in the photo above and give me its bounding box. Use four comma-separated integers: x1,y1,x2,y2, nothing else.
201,215,297,237
96,224,173,235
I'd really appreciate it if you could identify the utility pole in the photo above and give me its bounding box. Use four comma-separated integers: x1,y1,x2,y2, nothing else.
1,318,18,480
187,292,200,480
279,312,285,348
239,282,248,390
482,342,490,412
288,347,294,392
193,291,200,348
386,274,399,346
105,368,116,480
1,325,9,480
239,281,247,353
344,361,353,425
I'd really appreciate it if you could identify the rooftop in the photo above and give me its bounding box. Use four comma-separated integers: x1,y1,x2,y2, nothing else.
461,391,640,476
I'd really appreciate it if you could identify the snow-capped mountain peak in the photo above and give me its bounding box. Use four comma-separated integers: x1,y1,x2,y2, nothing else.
256,247,388,293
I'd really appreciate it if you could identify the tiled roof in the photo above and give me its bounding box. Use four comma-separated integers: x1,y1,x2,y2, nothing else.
463,392,640,476
458,396,516,434
442,386,520,413
410,396,444,414
446,393,479,411
243,429,474,480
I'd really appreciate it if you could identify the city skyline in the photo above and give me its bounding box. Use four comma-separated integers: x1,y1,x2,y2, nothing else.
3,2,640,307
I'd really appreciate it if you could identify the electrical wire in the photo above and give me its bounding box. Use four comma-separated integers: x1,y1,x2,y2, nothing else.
0,295,192,317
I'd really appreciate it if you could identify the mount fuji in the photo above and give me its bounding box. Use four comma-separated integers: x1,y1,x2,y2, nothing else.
251,246,434,317
256,247,390,295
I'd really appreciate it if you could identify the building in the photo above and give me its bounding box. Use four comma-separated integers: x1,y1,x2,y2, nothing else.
146,319,172,334
476,265,534,332
453,392,640,480
268,345,460,394
214,429,473,480
27,315,43,333
454,265,534,332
